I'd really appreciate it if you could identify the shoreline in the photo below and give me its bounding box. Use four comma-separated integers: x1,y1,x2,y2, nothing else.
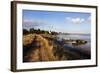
23,33,91,62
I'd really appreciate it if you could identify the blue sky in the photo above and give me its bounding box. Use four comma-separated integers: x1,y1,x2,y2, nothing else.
23,10,91,34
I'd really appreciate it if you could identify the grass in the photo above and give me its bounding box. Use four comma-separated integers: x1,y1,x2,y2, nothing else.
23,33,90,62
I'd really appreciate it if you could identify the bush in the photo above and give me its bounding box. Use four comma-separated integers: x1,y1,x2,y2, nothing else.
23,29,29,35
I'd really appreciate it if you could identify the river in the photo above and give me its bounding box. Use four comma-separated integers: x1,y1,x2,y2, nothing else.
57,34,91,54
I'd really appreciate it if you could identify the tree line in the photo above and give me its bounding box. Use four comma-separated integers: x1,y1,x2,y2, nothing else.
23,28,58,35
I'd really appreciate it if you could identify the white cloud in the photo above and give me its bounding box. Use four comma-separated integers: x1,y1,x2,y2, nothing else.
66,17,71,20
66,17,85,24
22,19,49,29
23,19,48,26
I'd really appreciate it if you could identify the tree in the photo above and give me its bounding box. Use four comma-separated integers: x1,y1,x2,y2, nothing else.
51,31,58,35
30,28,35,33
23,29,29,35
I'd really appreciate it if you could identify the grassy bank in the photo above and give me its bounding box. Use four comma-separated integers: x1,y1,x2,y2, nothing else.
23,33,90,62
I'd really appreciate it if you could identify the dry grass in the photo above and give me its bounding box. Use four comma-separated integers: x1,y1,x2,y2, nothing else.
23,34,56,62
23,34,35,46
23,33,87,62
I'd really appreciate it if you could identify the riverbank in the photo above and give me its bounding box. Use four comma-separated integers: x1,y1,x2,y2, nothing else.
23,33,90,62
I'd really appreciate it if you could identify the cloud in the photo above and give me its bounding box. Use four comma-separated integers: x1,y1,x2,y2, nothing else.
66,17,85,24
23,19,49,29
23,19,48,26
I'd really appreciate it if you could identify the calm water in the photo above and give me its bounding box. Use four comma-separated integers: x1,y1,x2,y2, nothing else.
57,34,91,53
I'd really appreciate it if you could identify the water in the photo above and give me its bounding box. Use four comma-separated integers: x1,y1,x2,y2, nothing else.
57,34,91,53
57,34,90,41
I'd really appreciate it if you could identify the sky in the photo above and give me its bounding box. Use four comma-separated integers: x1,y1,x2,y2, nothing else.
23,10,91,34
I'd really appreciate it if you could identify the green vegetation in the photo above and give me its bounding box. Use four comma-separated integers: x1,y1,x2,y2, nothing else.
23,28,58,35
